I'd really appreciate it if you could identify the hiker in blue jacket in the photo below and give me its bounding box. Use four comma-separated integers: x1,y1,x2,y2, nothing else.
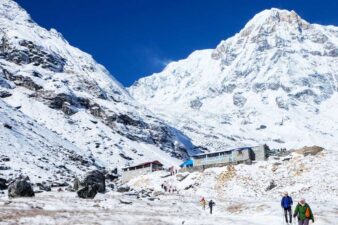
281,192,293,224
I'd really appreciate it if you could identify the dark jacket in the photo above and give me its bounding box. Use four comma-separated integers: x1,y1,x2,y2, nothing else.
294,203,314,222
209,200,215,208
281,196,293,209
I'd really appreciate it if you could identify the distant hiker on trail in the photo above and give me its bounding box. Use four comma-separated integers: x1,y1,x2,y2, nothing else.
293,198,315,225
208,200,215,214
281,192,293,224
199,197,207,210
169,166,174,176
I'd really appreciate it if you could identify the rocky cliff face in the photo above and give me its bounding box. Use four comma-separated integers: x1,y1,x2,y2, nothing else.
129,9,338,151
0,0,196,176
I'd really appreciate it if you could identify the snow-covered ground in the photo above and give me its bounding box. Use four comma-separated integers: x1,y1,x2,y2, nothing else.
0,149,336,225
0,189,336,224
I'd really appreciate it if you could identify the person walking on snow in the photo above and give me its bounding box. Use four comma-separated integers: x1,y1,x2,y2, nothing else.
199,197,207,210
293,198,315,225
281,192,293,224
208,200,215,214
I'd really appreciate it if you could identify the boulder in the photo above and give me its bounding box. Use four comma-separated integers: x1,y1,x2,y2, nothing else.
77,184,99,199
0,156,10,162
107,183,115,190
265,180,277,191
105,172,119,181
0,90,12,98
117,185,130,193
118,199,133,205
73,177,80,191
82,170,105,193
0,178,7,190
294,146,324,156
36,182,51,192
8,177,35,198
3,123,12,129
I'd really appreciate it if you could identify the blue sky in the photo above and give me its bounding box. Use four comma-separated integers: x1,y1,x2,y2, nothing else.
16,0,338,86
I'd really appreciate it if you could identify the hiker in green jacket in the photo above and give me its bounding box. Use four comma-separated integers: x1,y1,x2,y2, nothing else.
293,198,315,225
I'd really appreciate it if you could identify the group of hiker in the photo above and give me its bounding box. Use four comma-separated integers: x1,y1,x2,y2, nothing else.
281,192,314,225
198,192,315,224
169,166,178,176
161,182,178,193
199,197,216,214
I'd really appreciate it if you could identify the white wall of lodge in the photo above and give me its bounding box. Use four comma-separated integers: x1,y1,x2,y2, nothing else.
193,149,251,167
192,145,268,167
252,145,267,161
122,163,163,183
122,166,152,183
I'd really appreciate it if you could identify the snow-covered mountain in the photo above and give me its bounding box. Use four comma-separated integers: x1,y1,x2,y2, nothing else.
129,8,338,152
0,0,196,178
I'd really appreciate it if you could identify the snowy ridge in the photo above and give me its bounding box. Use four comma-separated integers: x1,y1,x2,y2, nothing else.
129,8,338,152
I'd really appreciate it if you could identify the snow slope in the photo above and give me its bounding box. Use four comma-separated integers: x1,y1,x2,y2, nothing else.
129,9,338,152
0,99,96,183
0,0,197,173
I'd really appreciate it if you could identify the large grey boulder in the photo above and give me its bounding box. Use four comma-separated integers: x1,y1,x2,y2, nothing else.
8,176,35,198
82,170,105,193
77,184,99,199
0,178,7,190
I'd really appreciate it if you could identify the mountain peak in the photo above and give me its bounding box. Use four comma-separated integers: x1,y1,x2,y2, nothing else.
249,8,303,24
0,0,32,22
243,8,308,31
130,8,338,152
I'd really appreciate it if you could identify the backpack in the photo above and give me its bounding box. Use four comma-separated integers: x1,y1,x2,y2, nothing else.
305,207,311,218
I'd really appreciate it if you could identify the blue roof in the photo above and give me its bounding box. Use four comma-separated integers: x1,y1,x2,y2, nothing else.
180,159,193,167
